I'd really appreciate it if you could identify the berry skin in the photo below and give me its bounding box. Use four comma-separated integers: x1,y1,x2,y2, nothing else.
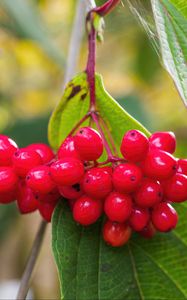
36,188,60,204
17,180,38,214
151,202,178,232
101,166,113,175
50,158,84,186
0,189,16,204
0,167,18,193
74,127,103,161
112,163,142,193
12,149,42,177
162,173,187,203
141,150,176,180
27,143,54,164
139,222,156,239
104,192,132,223
58,136,80,160
26,165,55,194
149,131,176,154
0,135,18,166
103,220,132,247
38,201,57,222
120,130,149,162
134,178,163,207
58,184,83,200
129,207,150,231
73,195,102,225
82,168,112,199
177,159,187,176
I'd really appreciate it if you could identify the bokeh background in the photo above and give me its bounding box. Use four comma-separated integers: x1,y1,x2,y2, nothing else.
0,0,186,299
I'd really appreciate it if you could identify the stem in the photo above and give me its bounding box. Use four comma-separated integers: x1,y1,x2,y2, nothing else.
16,220,47,300
67,112,91,137
99,117,118,156
94,0,121,17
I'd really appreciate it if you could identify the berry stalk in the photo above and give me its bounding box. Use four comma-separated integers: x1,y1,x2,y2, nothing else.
94,0,121,17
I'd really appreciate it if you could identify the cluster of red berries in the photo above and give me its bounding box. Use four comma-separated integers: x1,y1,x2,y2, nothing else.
0,128,187,247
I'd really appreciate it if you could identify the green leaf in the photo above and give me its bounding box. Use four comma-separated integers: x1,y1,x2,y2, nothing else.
151,0,187,106
170,0,187,18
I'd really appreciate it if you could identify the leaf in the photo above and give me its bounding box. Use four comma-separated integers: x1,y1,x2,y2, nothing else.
170,0,187,18
151,0,187,106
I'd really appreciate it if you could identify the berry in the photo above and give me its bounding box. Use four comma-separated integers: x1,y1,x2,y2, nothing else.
120,129,149,162
27,143,54,164
68,198,76,210
101,166,113,175
36,188,60,204
26,165,55,194
134,178,163,207
151,202,178,232
12,148,42,177
104,192,132,223
58,184,83,200
58,136,80,160
129,207,150,231
17,180,38,214
177,159,187,176
74,127,103,161
141,149,176,180
149,131,176,154
112,163,142,193
0,135,18,166
103,220,132,247
139,222,156,239
0,167,18,193
50,158,84,186
0,189,16,204
162,173,187,203
38,201,57,222
73,195,102,225
82,167,112,199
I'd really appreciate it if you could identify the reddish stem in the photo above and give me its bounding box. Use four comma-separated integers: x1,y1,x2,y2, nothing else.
67,112,91,137
99,117,118,156
94,0,121,17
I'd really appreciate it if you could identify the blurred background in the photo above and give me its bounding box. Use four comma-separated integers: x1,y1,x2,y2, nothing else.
0,0,186,299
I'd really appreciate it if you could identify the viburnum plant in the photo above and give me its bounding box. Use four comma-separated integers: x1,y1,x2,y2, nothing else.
1,0,187,299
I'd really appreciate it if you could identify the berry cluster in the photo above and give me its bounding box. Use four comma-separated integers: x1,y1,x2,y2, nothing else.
0,128,187,247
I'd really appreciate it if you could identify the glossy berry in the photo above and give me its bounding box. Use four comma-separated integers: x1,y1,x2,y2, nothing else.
151,202,178,232
38,201,57,222
177,159,187,176
0,135,18,166
139,222,156,239
141,149,176,180
36,188,60,204
134,178,163,207
0,190,16,204
26,165,55,194
58,184,83,200
101,166,113,175
27,143,54,164
0,167,18,193
120,130,149,162
149,131,176,154
82,167,112,199
12,149,42,177
73,195,102,225
103,220,132,247
162,173,187,203
104,192,132,223
17,180,38,214
58,136,80,160
74,127,103,161
112,163,142,193
50,158,84,186
129,207,150,231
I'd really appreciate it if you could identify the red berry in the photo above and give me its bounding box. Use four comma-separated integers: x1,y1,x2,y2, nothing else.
101,166,113,175
0,189,16,204
38,201,57,222
141,149,176,180
162,173,187,203
74,127,103,161
139,222,156,239
151,202,178,232
58,184,83,200
17,180,38,214
104,192,132,223
36,188,60,204
0,167,18,193
58,136,80,160
120,130,149,162
129,207,150,231
68,198,76,210
27,143,54,164
12,148,42,177
134,178,163,207
177,159,187,176
103,220,132,247
73,195,102,225
149,131,176,154
50,158,84,186
26,165,55,194
112,163,142,193
0,135,18,166
82,167,112,199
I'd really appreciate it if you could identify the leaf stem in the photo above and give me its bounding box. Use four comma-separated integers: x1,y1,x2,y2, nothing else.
94,0,121,17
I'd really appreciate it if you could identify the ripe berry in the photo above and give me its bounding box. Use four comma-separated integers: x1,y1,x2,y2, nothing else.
139,222,156,239
134,178,163,207
73,195,102,225
68,198,76,210
177,159,187,176
162,173,187,203
0,189,16,204
82,167,112,199
120,130,149,162
36,188,60,204
0,167,18,193
74,127,103,161
0,135,18,166
104,192,132,223
17,180,38,214
27,143,54,164
101,166,113,175
112,163,142,193
151,202,178,232
149,131,176,154
129,207,150,231
26,165,55,194
38,201,57,222
50,158,84,186
58,136,80,160
12,148,42,177
141,149,176,180
103,220,132,247
58,184,83,200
